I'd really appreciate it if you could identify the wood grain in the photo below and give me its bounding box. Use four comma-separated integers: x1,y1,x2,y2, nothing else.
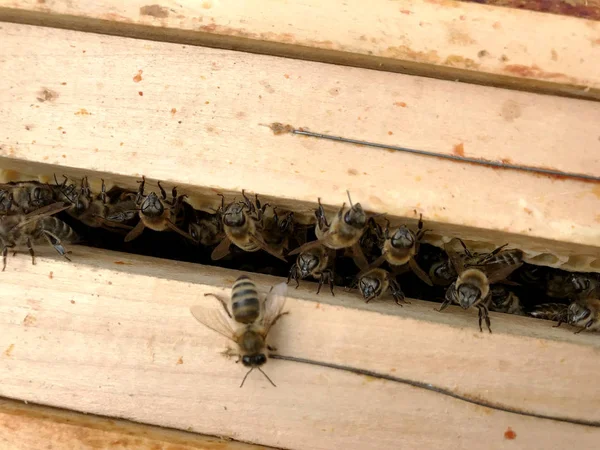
0,0,599,100
0,398,271,450
0,245,600,449
0,23,599,272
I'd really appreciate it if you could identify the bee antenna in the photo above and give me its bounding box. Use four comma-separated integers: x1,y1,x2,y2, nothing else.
346,190,353,207
239,368,254,388
258,367,277,387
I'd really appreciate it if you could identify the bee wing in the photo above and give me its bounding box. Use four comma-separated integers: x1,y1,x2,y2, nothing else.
261,282,288,336
124,220,145,242
443,238,467,275
477,261,524,284
16,202,71,228
409,258,433,286
357,254,386,278
287,239,324,256
165,219,195,240
210,236,232,260
250,232,288,262
190,305,237,343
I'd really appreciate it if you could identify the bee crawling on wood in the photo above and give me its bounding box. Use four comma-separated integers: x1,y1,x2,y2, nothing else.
530,296,600,334
0,202,77,271
123,176,192,242
529,302,570,324
211,191,288,262
287,243,335,295
191,275,289,387
438,238,524,333
357,267,408,306
288,191,369,269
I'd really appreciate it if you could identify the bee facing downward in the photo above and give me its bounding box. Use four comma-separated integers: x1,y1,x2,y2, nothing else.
191,276,289,387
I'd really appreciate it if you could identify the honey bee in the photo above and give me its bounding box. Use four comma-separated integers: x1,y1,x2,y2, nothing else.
124,176,191,242
437,238,524,332
488,285,524,315
210,191,287,262
566,273,599,298
261,206,295,255
358,268,408,305
366,215,432,285
0,181,56,214
288,192,368,268
190,276,289,387
529,302,569,323
54,176,136,231
0,202,77,270
187,206,224,247
564,297,600,334
287,244,334,295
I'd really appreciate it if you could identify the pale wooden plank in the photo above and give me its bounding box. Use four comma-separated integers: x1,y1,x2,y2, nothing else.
0,0,599,99
0,398,270,450
0,23,598,271
0,246,599,449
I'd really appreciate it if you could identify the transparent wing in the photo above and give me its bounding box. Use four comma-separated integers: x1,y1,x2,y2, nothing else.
287,239,323,256
250,232,288,262
210,236,232,260
190,305,237,343
18,202,71,227
481,261,524,284
262,281,288,336
444,238,467,275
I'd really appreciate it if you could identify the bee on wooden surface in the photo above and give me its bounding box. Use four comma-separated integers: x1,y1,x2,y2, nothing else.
0,202,77,270
488,285,524,316
287,244,334,295
366,215,432,285
564,297,600,334
191,276,289,387
54,176,136,231
0,181,55,214
358,267,408,305
288,191,368,268
211,191,287,262
123,176,191,242
437,238,524,333
529,302,569,323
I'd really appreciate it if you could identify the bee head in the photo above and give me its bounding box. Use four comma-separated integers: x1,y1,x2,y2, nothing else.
359,275,380,301
430,261,456,285
342,191,367,229
568,274,591,294
242,354,267,367
140,192,165,218
456,283,481,309
32,186,53,205
390,226,415,249
298,252,319,278
223,202,246,227
567,302,590,324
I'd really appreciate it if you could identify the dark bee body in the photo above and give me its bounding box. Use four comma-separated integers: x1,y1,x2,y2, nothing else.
188,208,224,247
289,192,368,269
123,176,190,242
0,202,77,270
358,268,407,305
211,192,287,262
566,297,600,333
529,302,570,323
288,244,334,295
489,285,524,315
191,276,289,387
0,181,55,214
438,238,523,333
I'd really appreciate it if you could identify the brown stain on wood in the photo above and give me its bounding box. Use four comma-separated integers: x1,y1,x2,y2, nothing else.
453,143,465,156
138,91,144,96
74,108,91,116
139,5,169,18
177,357,184,365
347,168,358,176
462,0,600,21
23,314,37,327
444,55,479,69
170,108,177,116
504,427,517,440
447,26,475,45
268,122,294,135
133,70,143,83
501,100,521,122
592,185,600,199
3,344,14,357
503,64,574,83
36,88,58,103
394,101,407,107
114,261,133,265
259,80,275,94
48,271,53,279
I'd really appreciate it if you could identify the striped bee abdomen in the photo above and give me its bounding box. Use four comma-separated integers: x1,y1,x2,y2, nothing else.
231,275,261,324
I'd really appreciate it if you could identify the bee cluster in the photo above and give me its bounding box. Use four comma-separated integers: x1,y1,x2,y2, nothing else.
1,176,599,335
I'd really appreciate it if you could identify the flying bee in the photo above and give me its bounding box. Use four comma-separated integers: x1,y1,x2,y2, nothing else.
364,215,432,286
288,191,368,268
357,268,408,305
0,181,56,214
123,176,192,242
488,285,524,315
210,191,288,262
287,244,335,295
437,238,524,333
190,276,289,387
0,202,77,271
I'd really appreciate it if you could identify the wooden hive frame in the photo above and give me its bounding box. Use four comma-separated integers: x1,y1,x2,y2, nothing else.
0,1,599,449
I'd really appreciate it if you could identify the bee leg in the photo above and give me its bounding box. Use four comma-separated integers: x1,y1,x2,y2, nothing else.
268,312,290,330
574,319,595,334
42,231,71,262
315,198,330,229
135,176,146,203
267,345,277,352
204,293,233,318
323,269,335,296
435,299,451,312
100,179,107,204
2,246,9,271
478,304,492,333
389,279,409,305
26,237,36,266
552,320,563,328
287,265,300,288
